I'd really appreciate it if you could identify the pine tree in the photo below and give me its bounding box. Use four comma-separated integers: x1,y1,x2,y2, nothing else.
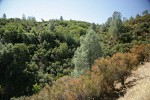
22,14,26,20
60,16,63,20
136,14,141,19
109,11,123,38
129,16,134,20
90,23,96,31
72,30,102,77
142,10,149,16
49,20,55,31
2,13,6,19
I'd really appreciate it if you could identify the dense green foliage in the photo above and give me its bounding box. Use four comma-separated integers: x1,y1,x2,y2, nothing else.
99,11,150,56
0,10,150,99
0,17,90,99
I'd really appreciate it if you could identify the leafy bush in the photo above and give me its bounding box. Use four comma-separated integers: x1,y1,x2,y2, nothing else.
32,83,42,93
49,74,104,100
130,44,150,62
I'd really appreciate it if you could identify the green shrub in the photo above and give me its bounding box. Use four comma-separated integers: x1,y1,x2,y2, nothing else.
32,83,42,93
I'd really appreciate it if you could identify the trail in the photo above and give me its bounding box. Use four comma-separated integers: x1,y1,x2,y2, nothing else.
118,62,150,100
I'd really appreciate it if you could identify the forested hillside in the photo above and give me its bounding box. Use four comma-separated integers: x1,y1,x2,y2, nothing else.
0,10,150,99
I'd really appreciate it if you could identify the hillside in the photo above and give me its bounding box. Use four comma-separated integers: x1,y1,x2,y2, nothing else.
118,62,150,100
13,62,150,100
0,11,150,99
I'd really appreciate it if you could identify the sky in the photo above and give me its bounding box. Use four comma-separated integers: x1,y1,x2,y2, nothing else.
0,0,150,24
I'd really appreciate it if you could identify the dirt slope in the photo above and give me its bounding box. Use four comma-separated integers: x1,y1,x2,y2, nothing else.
118,62,150,100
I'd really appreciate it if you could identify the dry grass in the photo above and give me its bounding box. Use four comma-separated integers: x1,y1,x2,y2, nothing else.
118,62,150,100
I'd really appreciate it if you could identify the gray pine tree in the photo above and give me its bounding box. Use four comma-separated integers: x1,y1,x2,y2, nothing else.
2,13,6,19
49,20,55,31
109,11,123,38
71,30,102,77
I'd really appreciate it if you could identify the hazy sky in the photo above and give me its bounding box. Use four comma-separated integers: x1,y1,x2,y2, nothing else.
0,0,150,24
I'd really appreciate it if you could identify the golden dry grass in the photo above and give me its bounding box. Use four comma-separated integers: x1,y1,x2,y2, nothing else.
118,62,150,100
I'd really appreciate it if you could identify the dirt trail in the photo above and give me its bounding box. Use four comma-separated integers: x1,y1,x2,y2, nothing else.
118,62,150,100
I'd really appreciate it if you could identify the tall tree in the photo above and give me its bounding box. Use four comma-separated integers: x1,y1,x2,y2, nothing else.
90,23,96,31
49,20,55,31
72,30,102,77
109,11,123,38
136,14,141,19
129,16,134,20
2,13,6,19
142,10,149,16
60,16,63,20
105,17,112,27
22,14,26,20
